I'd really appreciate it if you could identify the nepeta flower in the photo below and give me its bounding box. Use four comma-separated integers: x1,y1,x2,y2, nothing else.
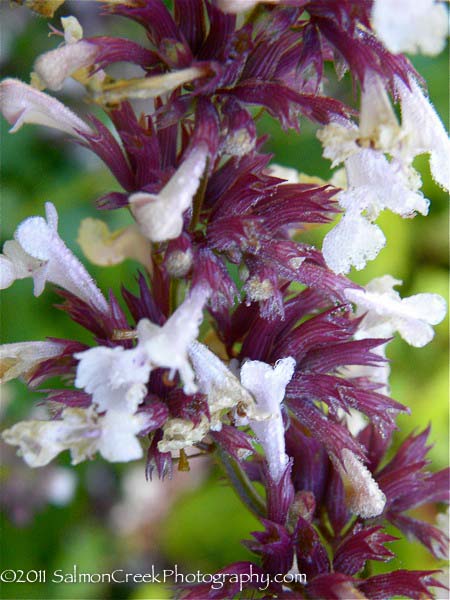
129,144,208,242
371,0,449,56
77,218,151,269
0,79,92,138
239,357,295,483
346,275,447,348
318,71,449,273
2,406,150,467
0,202,108,312
1,2,448,595
75,285,210,402
0,341,65,384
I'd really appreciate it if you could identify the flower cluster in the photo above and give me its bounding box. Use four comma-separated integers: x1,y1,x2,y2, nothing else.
1,1,448,598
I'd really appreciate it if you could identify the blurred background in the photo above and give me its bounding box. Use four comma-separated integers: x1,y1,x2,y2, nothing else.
0,2,448,598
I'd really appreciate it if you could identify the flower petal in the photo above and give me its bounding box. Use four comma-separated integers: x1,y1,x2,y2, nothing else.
0,79,92,138
322,210,386,274
130,145,208,242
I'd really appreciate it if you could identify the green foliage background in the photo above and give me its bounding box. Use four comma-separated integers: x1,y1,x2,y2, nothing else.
0,3,448,599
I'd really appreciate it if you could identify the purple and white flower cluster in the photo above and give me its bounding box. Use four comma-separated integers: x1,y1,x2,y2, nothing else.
1,1,448,597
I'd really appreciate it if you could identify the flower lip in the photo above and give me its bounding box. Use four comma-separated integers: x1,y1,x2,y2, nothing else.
0,79,92,138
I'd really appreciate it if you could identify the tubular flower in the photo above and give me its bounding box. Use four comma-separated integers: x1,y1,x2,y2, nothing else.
0,341,66,384
371,0,449,56
2,407,150,467
345,276,447,348
0,1,448,596
0,79,92,138
129,145,209,242
318,71,450,273
239,357,296,483
0,202,108,312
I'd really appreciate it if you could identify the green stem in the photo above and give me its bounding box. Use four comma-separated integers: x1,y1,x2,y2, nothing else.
190,157,209,231
216,448,266,519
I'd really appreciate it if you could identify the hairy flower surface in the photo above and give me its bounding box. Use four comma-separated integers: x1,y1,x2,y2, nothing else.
319,72,450,273
371,0,449,56
0,202,108,312
0,1,448,597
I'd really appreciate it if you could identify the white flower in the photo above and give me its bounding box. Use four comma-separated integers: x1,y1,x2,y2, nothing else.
396,76,450,192
0,340,65,384
240,357,296,482
75,346,150,414
137,285,210,394
322,206,386,275
34,41,98,91
75,286,209,410
77,218,151,270
333,449,386,518
129,145,208,242
2,406,148,467
188,341,256,429
345,275,447,347
0,79,92,138
341,150,429,219
0,202,108,312
318,71,448,273
32,16,102,91
158,416,211,453
317,72,401,167
319,73,450,193
371,0,448,56
189,344,296,477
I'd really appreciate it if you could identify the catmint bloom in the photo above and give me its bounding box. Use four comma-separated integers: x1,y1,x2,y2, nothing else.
74,346,150,414
345,275,447,348
93,67,209,105
129,145,208,242
371,0,449,56
322,150,428,274
0,79,92,138
75,285,209,405
0,341,65,384
396,76,450,192
158,416,211,453
188,341,256,429
0,202,108,312
2,406,149,467
319,71,449,273
138,285,210,393
1,2,449,594
342,276,446,396
321,193,387,275
33,16,99,91
240,357,296,482
333,448,386,518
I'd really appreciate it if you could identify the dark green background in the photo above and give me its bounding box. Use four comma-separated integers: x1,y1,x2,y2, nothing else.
0,3,448,598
